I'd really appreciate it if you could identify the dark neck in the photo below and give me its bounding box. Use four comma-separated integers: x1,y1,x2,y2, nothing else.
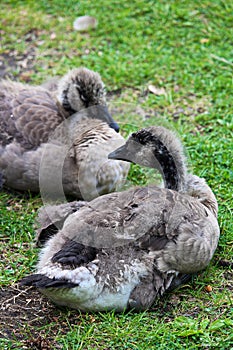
151,137,180,191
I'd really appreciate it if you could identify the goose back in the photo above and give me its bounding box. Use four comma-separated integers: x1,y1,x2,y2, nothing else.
0,116,129,196
0,80,66,149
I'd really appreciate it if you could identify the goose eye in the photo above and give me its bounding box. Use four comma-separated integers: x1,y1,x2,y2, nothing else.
80,94,87,102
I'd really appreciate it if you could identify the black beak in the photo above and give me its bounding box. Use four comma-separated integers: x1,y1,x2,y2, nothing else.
75,105,120,133
108,145,130,161
109,122,120,133
101,106,120,133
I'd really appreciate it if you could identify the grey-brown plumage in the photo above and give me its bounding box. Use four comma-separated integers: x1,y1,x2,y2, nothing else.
35,201,86,246
0,68,127,197
21,126,220,312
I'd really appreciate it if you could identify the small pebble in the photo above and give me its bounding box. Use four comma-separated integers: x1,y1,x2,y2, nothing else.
73,16,98,32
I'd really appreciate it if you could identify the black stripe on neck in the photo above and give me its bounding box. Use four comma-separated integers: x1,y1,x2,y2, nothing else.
152,137,179,191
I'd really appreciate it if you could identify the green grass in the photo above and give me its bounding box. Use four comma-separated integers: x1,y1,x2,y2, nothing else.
0,0,233,349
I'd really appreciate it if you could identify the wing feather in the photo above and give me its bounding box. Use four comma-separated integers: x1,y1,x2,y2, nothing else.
0,84,65,148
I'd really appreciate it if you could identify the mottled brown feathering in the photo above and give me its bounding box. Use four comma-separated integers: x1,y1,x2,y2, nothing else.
0,81,65,148
0,68,127,198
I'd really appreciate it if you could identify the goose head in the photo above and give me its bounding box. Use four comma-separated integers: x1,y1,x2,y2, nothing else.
57,67,119,132
109,126,187,191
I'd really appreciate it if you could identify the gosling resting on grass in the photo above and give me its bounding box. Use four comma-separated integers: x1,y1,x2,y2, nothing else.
0,68,128,198
21,126,219,311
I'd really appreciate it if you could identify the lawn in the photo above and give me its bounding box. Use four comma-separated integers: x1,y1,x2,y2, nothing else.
0,0,232,349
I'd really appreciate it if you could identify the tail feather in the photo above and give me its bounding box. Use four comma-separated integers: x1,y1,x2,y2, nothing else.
20,274,78,289
167,273,194,292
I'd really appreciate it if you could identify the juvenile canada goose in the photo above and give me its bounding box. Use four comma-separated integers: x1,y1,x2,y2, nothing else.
0,68,119,140
21,126,220,311
0,68,126,197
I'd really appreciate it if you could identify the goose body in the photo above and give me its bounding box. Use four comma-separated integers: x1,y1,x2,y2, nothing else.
21,126,220,311
0,68,127,198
